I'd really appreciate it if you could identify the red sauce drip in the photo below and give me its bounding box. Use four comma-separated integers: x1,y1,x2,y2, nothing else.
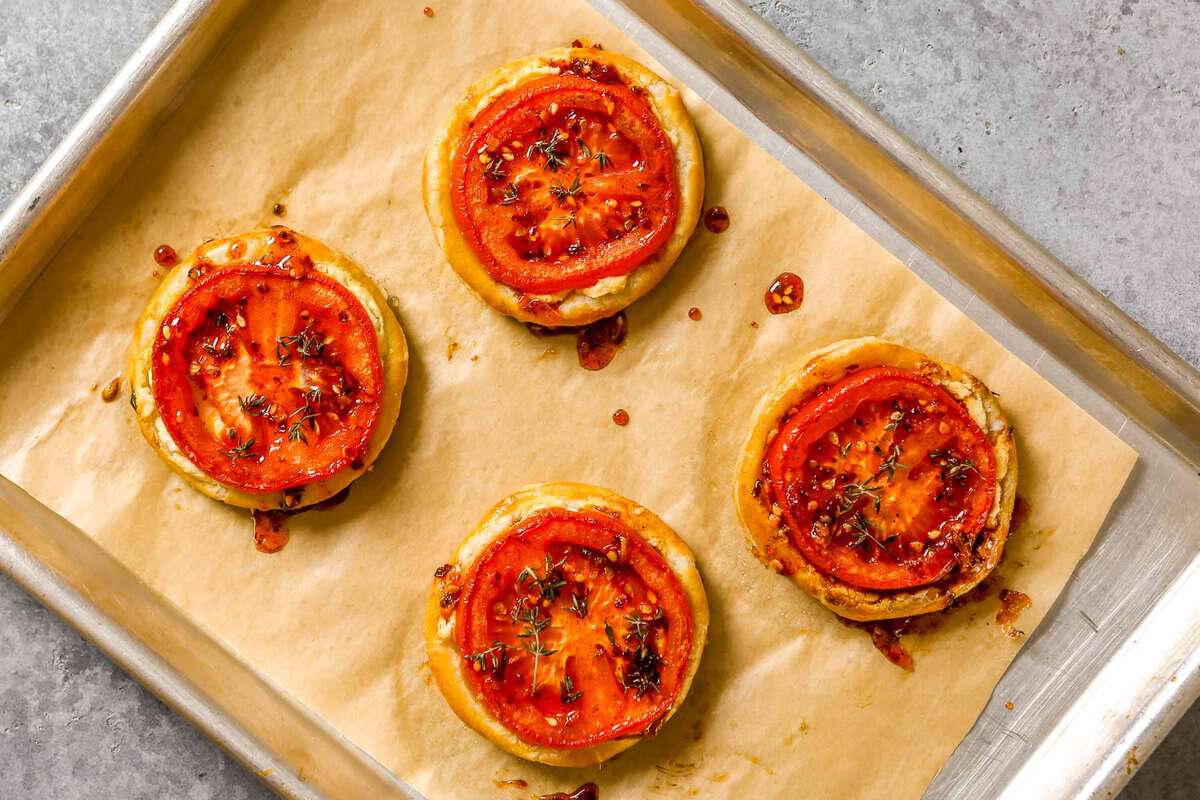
997,589,1032,638
422,5,434,17
764,272,804,314
687,306,702,321
539,783,599,800
272,203,286,217
702,206,730,233
249,487,351,555
524,313,628,370
612,408,629,426
576,312,627,370
154,244,178,267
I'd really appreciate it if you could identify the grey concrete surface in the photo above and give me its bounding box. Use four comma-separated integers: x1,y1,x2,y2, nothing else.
0,0,1197,797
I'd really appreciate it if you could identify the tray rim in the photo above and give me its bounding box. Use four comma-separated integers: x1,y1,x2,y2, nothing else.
0,0,1197,798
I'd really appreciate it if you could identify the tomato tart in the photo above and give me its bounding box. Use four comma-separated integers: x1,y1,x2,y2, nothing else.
129,228,408,510
425,483,708,766
735,338,1018,621
423,45,704,327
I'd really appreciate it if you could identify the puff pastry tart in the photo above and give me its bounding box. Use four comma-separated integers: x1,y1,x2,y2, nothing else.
735,338,1017,622
425,483,708,766
423,45,704,326
129,228,407,510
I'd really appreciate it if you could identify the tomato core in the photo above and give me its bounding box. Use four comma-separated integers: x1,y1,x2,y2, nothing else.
151,258,383,494
765,367,996,591
451,69,678,295
455,508,693,748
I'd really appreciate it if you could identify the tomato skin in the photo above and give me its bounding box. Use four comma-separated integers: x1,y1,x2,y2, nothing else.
765,367,996,592
455,508,693,749
451,73,678,295
151,262,383,494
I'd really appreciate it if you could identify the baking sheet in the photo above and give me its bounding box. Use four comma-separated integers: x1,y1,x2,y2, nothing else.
0,1,1136,798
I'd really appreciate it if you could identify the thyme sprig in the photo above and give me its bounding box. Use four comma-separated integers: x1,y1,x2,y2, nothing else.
500,182,520,205
225,435,258,461
527,129,568,172
560,674,583,705
593,150,612,172
465,641,509,679
518,553,568,602
483,157,506,182
619,610,664,698
276,327,325,365
847,513,897,558
569,590,588,619
512,602,557,693
875,444,907,481
549,175,583,203
929,449,978,483
238,393,269,417
838,480,881,517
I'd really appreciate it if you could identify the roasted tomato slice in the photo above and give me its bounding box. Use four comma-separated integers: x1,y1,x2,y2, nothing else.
456,508,693,748
766,367,996,591
151,263,383,494
451,72,678,295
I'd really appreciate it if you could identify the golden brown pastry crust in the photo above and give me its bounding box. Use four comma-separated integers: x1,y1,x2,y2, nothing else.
424,482,709,766
128,228,408,510
734,337,1018,621
422,46,704,327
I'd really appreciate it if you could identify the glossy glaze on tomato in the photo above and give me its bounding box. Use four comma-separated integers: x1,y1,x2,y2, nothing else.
454,508,693,749
451,60,678,296
151,240,383,495
764,367,996,591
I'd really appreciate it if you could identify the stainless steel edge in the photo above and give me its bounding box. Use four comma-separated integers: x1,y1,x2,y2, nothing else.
2,0,1199,798
592,2,1200,799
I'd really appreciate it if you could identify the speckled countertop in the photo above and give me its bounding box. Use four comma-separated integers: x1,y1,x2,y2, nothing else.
1,1,1197,798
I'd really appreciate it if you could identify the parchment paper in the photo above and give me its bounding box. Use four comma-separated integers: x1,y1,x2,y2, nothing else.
0,1,1137,797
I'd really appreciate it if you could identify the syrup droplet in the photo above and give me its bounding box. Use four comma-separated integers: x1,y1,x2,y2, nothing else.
272,202,286,217
253,510,290,554
422,5,434,17
703,206,730,233
538,783,599,800
764,272,804,314
100,376,122,403
612,409,629,426
576,312,627,371
153,244,178,267
687,306,702,321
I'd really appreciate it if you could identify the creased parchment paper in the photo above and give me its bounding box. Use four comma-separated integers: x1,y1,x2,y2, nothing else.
0,1,1136,797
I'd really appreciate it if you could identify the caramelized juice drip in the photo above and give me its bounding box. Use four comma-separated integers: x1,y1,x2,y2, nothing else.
612,408,629,426
764,272,804,314
576,313,627,370
996,589,1032,638
687,306,702,321
538,783,599,800
249,487,351,555
703,206,730,233
154,244,178,267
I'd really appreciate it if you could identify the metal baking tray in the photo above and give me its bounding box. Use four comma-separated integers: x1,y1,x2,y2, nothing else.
2,1,1198,797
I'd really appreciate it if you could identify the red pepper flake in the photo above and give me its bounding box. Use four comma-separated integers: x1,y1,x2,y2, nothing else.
703,205,730,233
153,244,178,267
687,306,702,321
422,5,434,17
764,272,804,314
612,409,629,426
